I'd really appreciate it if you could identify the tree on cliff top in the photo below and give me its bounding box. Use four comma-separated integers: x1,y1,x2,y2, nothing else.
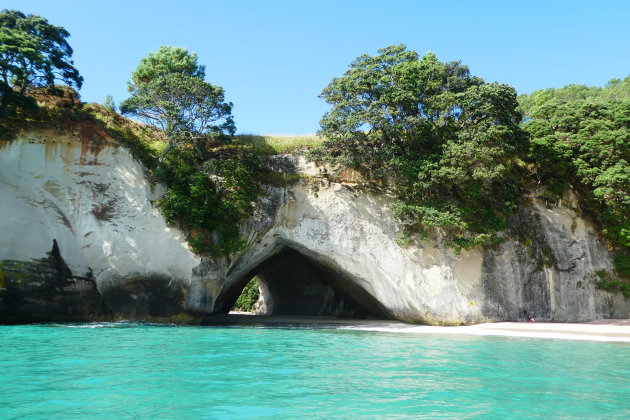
315,45,527,248
128,45,205,88
0,9,83,93
522,85,630,276
121,46,234,162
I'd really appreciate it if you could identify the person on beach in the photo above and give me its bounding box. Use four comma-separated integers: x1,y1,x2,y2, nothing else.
523,310,535,322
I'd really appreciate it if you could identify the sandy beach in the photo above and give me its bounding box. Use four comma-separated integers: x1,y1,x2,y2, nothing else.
340,319,630,343
221,314,630,343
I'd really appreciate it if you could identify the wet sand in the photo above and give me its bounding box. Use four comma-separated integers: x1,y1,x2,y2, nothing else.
216,314,630,342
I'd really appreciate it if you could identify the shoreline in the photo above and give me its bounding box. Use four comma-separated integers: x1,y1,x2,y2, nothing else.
220,314,630,343
339,319,630,343
4,316,629,343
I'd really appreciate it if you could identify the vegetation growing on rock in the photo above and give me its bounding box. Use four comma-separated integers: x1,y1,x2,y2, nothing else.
519,78,630,287
313,45,528,249
232,278,260,312
158,146,263,254
1,9,627,284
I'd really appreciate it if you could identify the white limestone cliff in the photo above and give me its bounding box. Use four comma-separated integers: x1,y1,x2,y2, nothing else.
1,131,628,323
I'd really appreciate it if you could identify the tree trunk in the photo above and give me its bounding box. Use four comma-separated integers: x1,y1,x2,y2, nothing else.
158,142,177,162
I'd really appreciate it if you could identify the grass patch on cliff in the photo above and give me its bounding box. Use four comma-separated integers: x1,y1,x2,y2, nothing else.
0,86,165,170
233,134,323,155
1,86,84,138
83,103,165,169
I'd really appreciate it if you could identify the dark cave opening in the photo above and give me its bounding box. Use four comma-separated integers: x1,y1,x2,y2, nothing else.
219,247,388,319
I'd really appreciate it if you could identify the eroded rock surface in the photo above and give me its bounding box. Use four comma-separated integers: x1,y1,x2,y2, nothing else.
1,130,628,323
0,128,200,321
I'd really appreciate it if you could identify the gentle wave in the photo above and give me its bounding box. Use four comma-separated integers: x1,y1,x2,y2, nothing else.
48,321,180,328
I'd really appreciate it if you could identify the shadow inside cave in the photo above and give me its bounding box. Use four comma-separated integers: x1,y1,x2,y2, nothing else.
208,247,389,323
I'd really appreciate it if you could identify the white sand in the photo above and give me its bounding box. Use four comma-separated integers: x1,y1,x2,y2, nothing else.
220,314,630,342
340,319,630,343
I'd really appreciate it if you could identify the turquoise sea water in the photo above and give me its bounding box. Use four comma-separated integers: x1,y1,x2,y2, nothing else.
0,323,628,419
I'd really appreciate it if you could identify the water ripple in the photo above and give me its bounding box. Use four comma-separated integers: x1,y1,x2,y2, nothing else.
0,323,628,419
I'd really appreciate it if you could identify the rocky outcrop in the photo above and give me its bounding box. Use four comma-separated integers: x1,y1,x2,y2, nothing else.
0,126,200,321
212,160,629,324
1,131,628,324
0,239,105,322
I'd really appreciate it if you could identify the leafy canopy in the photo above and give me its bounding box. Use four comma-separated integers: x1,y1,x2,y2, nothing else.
0,9,82,93
316,45,527,248
128,45,205,89
158,147,262,255
233,279,260,312
519,75,630,118
121,46,234,161
521,82,630,256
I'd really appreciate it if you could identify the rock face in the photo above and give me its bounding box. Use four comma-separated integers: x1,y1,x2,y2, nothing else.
0,239,105,322
1,131,628,324
249,248,378,318
0,126,200,321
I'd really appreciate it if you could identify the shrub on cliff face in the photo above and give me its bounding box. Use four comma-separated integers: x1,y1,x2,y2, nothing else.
314,45,528,249
158,146,262,255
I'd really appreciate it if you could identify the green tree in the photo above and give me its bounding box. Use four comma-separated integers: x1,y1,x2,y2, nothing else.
0,9,83,93
128,45,205,89
103,94,116,112
121,46,234,162
316,45,527,248
232,278,260,312
518,74,630,118
523,94,630,256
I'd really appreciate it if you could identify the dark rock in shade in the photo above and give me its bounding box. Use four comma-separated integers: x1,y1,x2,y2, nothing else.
98,274,186,318
216,247,387,319
267,154,298,174
480,208,552,321
256,248,374,317
480,205,629,322
0,240,109,323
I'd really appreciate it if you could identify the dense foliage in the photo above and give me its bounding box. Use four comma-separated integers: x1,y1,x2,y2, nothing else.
0,9,82,130
0,9,82,93
520,79,630,281
2,7,627,284
158,146,263,254
315,45,527,248
232,279,261,312
121,46,235,162
519,75,630,118
128,46,205,88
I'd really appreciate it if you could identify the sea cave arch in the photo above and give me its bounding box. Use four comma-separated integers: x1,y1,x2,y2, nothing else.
214,243,389,319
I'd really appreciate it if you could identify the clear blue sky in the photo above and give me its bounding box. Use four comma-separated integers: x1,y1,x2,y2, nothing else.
5,0,630,134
